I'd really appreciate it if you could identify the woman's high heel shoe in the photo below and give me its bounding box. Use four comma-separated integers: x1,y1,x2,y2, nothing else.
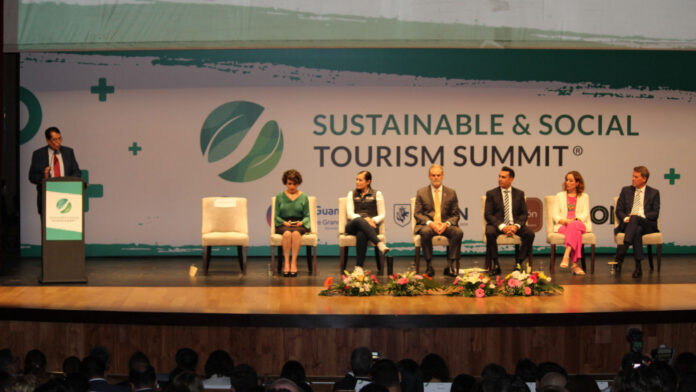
571,264,585,275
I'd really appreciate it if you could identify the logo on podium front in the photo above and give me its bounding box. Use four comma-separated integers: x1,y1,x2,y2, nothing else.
56,198,72,214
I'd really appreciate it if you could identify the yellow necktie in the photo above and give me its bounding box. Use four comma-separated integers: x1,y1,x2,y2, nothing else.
434,188,442,223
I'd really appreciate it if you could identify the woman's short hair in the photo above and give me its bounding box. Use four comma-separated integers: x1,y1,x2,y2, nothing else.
562,171,585,195
282,170,303,185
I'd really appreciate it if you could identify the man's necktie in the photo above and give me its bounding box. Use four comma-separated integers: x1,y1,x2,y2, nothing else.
504,190,512,225
53,152,61,177
434,188,442,223
631,189,642,215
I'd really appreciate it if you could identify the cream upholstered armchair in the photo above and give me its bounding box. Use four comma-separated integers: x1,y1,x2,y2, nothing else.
270,195,318,276
481,195,533,270
201,197,249,274
544,195,596,274
613,196,663,272
338,197,390,275
411,197,459,274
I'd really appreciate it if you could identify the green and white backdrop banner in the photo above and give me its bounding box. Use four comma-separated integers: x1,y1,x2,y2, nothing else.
19,49,696,257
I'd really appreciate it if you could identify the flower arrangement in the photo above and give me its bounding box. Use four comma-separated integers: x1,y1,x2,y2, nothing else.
497,267,563,297
319,266,380,296
449,269,497,297
318,266,563,297
385,269,426,296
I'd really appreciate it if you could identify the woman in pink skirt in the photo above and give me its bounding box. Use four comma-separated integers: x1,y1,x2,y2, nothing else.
552,171,591,275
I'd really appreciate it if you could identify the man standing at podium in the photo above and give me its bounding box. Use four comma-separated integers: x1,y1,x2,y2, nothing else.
29,127,81,214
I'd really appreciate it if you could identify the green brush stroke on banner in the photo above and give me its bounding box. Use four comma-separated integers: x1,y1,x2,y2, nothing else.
34,49,696,94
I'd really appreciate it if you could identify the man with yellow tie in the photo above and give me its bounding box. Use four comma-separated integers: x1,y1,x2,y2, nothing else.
414,164,463,277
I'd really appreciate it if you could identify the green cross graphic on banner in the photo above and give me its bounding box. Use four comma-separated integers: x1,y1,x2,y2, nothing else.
90,77,114,102
81,170,104,211
128,142,142,156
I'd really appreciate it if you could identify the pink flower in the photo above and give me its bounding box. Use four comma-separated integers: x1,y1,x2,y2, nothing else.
507,278,521,288
392,274,398,279
372,275,379,284
479,283,485,289
453,277,460,285
496,276,503,286
529,274,538,283
524,286,532,296
398,277,409,285
413,275,423,280
475,288,485,298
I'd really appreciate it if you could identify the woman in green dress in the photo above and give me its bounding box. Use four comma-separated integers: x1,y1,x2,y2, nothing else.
274,169,310,277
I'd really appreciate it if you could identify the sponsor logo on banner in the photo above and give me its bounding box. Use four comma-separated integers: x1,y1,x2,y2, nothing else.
525,197,543,232
56,198,72,214
318,205,338,228
458,208,469,226
393,204,411,227
200,100,284,182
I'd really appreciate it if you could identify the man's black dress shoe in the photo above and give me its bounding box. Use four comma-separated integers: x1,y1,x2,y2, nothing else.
609,259,623,273
425,264,435,277
490,261,501,276
632,261,642,278
444,267,456,277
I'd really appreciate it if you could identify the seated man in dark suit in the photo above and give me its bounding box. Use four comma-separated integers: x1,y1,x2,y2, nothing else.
28,126,82,214
130,365,157,392
333,347,372,391
610,166,660,278
414,164,463,277
83,356,127,392
484,166,534,275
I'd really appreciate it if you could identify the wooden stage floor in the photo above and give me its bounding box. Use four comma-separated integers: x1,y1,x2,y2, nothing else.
1,255,695,327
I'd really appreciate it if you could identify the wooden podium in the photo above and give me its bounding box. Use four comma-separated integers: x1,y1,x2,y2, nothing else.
40,177,87,283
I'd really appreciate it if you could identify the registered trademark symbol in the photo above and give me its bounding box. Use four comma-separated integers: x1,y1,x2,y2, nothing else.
572,146,583,156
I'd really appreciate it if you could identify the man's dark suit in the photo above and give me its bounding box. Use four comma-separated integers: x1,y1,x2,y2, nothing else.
88,379,128,392
29,145,81,214
484,186,534,264
414,185,463,263
615,185,660,262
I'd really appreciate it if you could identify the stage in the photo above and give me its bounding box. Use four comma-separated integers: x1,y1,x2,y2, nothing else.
0,255,695,378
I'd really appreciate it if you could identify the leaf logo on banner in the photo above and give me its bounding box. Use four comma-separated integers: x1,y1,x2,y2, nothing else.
56,198,72,214
200,101,284,182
